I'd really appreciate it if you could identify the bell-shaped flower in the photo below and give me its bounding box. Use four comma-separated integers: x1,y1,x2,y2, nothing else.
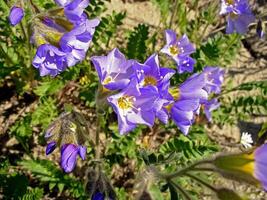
30,1,99,77
60,18,100,66
44,111,88,173
9,6,24,26
32,44,67,77
220,0,255,34
107,78,161,134
64,0,90,23
213,143,267,191
202,98,220,122
91,48,136,91
133,54,175,89
161,29,196,73
202,66,225,94
61,144,86,173
158,73,208,134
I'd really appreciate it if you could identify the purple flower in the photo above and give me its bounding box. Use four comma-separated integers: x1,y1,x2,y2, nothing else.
9,6,24,26
92,192,105,200
32,44,67,77
202,66,225,94
46,141,57,155
220,0,255,34
254,144,267,190
133,54,175,89
170,99,200,135
107,78,161,134
31,14,99,76
91,48,136,91
158,73,208,134
161,29,195,73
64,0,90,23
61,144,86,173
170,73,208,134
60,18,100,66
202,98,220,122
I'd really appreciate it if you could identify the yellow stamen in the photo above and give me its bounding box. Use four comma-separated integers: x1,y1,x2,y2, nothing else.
165,103,174,112
143,76,157,86
169,45,179,56
168,87,180,101
226,0,235,5
118,96,135,110
103,76,113,85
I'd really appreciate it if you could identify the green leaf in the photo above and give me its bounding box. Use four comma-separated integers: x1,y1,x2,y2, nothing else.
126,24,149,62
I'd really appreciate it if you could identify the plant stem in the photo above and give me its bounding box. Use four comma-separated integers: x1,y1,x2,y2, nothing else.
184,172,217,192
162,159,213,179
169,0,178,29
169,180,193,200
29,0,40,13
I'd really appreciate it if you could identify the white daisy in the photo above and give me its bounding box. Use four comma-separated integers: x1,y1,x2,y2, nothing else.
240,132,253,149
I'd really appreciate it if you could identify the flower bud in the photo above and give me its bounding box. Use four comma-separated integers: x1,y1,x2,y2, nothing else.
213,144,267,190
86,169,116,200
9,6,24,26
45,111,89,173
60,144,86,173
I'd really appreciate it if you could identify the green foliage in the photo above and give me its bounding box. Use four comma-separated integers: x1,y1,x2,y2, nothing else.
19,159,86,198
151,0,171,24
195,33,241,69
20,188,44,200
105,125,144,165
0,172,29,200
34,79,64,97
92,11,126,51
159,132,218,165
31,97,58,129
86,0,107,18
126,24,150,62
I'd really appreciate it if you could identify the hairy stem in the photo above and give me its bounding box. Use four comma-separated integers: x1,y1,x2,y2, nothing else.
162,159,213,179
185,172,217,192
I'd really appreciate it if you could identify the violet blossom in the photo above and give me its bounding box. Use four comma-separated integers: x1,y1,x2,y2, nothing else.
107,78,161,135
31,0,99,76
157,73,208,135
133,54,175,89
161,29,196,73
202,98,220,122
220,0,255,34
202,66,225,94
9,6,24,26
91,48,135,91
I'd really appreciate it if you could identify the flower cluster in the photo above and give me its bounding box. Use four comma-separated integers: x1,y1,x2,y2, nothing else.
45,111,87,173
92,30,225,135
220,0,255,34
9,0,99,77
